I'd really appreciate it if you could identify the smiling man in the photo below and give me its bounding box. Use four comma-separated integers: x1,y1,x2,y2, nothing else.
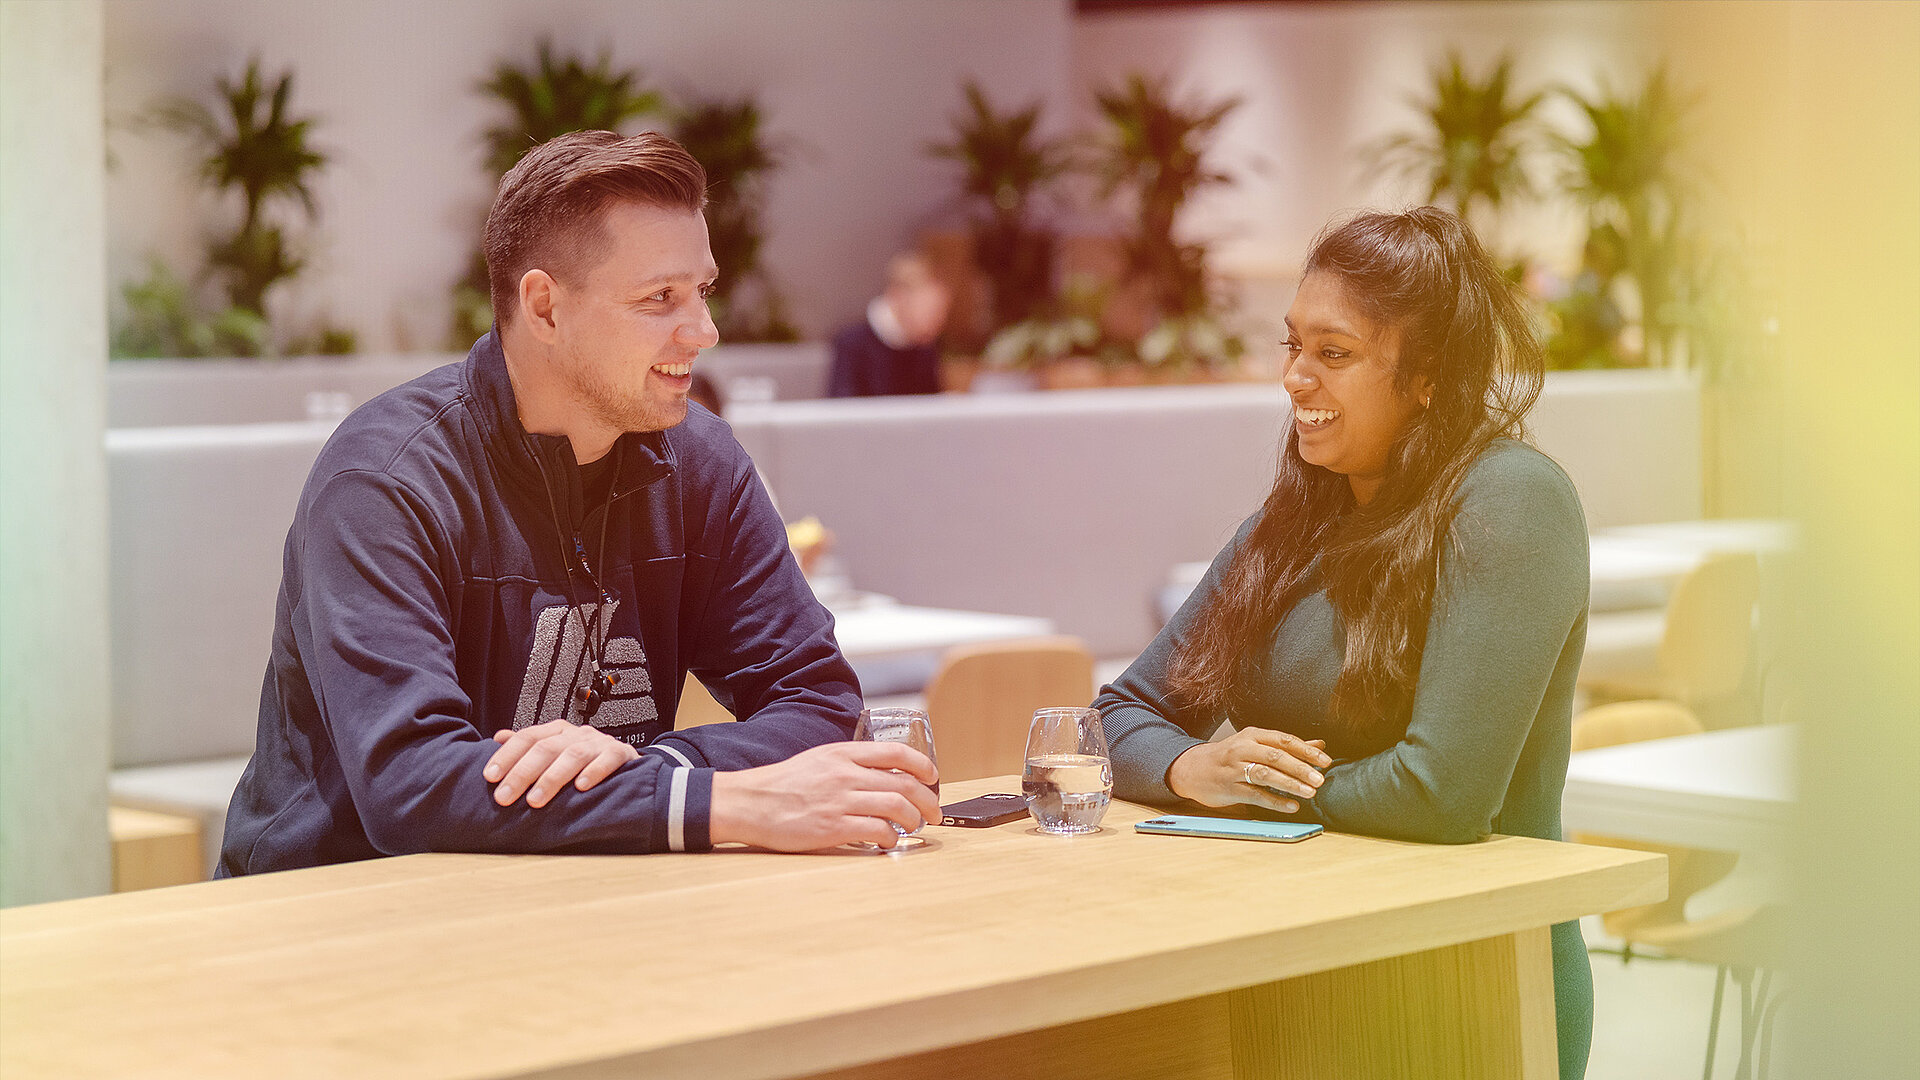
220,132,938,876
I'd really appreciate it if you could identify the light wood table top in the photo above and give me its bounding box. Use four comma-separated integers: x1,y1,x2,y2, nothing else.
1,778,1663,1080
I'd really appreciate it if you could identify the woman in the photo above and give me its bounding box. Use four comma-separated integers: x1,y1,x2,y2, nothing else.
1096,206,1592,1078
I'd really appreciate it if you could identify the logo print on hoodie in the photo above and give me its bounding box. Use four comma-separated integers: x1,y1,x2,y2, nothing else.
514,601,658,732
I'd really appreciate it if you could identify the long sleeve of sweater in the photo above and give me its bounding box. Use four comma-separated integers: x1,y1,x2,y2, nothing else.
1098,446,1588,844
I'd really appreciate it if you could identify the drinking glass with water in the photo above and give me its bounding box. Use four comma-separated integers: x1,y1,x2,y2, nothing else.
1022,707,1113,834
853,707,939,842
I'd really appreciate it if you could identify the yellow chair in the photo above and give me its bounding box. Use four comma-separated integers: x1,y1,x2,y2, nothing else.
924,636,1095,783
109,806,204,892
1582,551,1761,724
1571,700,1781,1080
675,673,737,729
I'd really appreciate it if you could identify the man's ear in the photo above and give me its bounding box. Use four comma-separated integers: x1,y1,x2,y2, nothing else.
520,269,560,344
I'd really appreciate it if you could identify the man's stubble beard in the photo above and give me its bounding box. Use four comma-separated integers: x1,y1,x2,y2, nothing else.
561,344,686,435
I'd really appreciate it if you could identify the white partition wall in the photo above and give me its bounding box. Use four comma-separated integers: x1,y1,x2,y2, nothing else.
0,0,113,906
730,372,1698,659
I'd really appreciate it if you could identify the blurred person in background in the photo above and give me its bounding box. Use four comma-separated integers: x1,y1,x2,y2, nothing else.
1097,207,1595,1078
221,131,938,877
826,251,952,397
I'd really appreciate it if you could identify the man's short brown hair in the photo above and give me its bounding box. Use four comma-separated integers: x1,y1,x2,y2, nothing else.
484,130,707,326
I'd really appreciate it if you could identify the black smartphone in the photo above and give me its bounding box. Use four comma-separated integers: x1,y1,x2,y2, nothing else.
938,792,1029,828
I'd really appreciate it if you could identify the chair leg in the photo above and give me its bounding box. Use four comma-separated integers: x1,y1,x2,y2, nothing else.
1703,964,1728,1080
1732,967,1769,1080
1757,985,1791,1080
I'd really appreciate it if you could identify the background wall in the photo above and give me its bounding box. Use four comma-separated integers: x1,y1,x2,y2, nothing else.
104,0,1670,357
103,0,1077,351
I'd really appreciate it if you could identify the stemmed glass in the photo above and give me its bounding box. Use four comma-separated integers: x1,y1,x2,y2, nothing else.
1022,707,1113,834
853,707,939,845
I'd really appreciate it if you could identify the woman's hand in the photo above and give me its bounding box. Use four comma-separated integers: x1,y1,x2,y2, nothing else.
1165,728,1331,813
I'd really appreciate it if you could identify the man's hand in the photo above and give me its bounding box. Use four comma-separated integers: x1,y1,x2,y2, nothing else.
709,741,941,851
485,719,639,808
1165,727,1330,814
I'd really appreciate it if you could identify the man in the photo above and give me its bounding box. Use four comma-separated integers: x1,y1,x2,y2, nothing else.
825,252,952,397
220,131,937,875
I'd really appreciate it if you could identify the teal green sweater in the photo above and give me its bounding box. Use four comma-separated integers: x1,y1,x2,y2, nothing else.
1096,439,1593,1079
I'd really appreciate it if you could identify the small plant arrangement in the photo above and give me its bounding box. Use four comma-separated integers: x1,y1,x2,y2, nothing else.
982,275,1107,372
115,58,351,357
672,96,799,342
928,81,1074,338
450,41,664,346
1138,312,1245,378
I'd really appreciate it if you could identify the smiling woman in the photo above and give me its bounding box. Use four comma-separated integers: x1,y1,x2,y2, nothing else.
1096,207,1598,1078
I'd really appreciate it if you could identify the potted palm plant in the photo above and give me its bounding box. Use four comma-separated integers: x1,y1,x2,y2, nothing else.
1363,52,1545,240
1090,74,1240,326
1553,67,1703,370
450,41,662,346
927,80,1074,349
117,58,342,357
672,96,798,342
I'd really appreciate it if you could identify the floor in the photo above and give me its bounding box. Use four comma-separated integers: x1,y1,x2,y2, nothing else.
1582,841,1786,1079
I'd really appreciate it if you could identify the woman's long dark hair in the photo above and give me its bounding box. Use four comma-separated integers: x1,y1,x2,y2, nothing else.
1167,207,1544,737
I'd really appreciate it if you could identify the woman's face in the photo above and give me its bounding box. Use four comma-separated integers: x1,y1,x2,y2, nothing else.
1282,273,1430,504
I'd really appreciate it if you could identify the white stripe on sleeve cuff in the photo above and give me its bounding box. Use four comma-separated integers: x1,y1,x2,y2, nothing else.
649,743,695,769
667,768,689,852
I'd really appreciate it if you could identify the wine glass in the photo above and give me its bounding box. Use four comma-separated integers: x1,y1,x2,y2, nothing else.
853,707,939,842
1022,707,1113,834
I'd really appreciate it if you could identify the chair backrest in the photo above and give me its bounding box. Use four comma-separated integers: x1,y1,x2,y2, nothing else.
1658,551,1760,703
1569,700,1740,938
1570,699,1703,753
925,636,1095,783
675,674,736,729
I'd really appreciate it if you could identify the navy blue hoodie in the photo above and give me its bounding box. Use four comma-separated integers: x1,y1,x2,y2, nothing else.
219,332,861,874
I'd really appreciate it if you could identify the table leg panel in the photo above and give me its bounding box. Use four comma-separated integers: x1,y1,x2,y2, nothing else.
1229,927,1558,1080
796,928,1557,1080
795,993,1234,1080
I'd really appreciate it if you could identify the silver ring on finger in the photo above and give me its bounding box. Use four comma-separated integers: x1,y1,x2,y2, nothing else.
1243,761,1258,786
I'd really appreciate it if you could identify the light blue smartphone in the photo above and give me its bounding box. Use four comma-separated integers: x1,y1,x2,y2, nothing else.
1133,816,1324,843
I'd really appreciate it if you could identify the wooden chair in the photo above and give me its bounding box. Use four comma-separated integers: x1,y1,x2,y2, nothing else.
109,806,204,892
1570,700,1780,1079
675,673,736,729
924,636,1096,783
1582,551,1761,723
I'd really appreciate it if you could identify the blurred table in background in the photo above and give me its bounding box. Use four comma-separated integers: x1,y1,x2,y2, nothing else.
1562,723,1796,855
830,596,1054,696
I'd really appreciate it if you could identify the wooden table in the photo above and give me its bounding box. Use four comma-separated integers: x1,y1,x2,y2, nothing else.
1563,724,1796,854
1,778,1663,1080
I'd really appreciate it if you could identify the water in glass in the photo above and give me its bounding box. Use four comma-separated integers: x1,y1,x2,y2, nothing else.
1022,707,1113,834
853,707,938,839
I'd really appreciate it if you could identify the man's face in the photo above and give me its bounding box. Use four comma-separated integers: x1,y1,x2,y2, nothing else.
550,202,720,434
886,264,952,347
